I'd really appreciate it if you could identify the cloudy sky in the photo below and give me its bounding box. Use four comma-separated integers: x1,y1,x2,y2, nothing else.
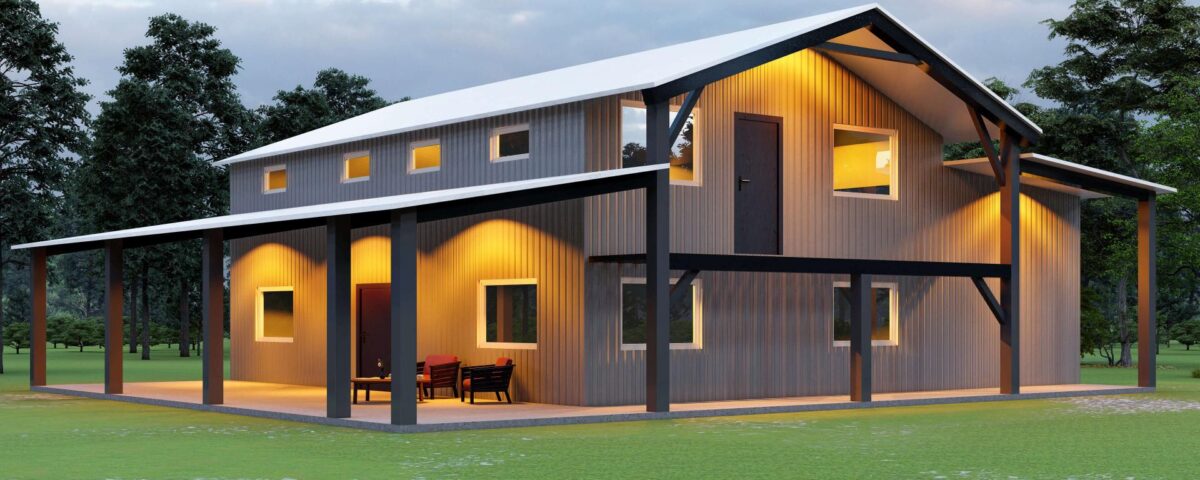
39,0,1076,114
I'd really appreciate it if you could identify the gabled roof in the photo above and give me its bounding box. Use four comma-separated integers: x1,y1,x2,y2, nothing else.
217,4,1039,166
11,164,666,253
945,153,1176,199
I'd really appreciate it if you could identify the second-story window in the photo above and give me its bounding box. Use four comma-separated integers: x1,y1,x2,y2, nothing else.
833,125,897,200
263,164,287,193
342,151,370,183
620,100,700,185
491,124,530,162
410,139,441,173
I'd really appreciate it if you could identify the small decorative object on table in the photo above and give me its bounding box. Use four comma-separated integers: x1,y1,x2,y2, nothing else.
377,357,387,379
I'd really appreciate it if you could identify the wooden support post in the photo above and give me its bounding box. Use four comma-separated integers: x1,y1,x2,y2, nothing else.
1138,196,1157,388
30,248,47,387
390,209,418,425
201,230,224,404
326,216,352,418
644,98,671,413
104,240,124,394
999,131,1021,395
849,273,872,402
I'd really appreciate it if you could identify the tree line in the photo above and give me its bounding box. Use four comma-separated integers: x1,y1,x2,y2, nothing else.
0,0,399,371
5,0,1200,372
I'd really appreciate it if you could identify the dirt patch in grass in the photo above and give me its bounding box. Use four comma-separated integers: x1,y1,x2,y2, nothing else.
1057,396,1200,415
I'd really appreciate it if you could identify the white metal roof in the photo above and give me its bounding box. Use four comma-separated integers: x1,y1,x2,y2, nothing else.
216,3,1037,166
11,164,667,251
944,153,1176,199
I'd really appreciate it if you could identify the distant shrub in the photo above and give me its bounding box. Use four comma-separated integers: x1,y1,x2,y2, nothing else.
1193,368,1200,379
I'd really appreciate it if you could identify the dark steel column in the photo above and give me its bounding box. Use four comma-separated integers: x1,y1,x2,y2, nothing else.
391,209,418,425
202,229,225,404
30,248,47,387
1138,196,1157,388
849,273,872,402
999,135,1021,395
645,99,671,413
326,216,352,418
104,240,124,394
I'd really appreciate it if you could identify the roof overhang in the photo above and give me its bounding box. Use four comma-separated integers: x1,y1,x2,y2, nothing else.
13,164,667,255
216,4,1038,167
945,153,1176,199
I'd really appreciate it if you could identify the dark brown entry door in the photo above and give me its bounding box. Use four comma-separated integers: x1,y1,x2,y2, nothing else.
357,284,391,380
734,113,782,255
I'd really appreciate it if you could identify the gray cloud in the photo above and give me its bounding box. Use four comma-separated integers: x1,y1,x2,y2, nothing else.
40,0,1074,114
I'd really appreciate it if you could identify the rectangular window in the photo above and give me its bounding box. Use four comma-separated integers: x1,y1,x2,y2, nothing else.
620,100,700,185
342,151,370,182
410,139,441,173
833,125,897,199
491,124,530,162
256,287,294,343
478,279,537,349
263,165,287,193
832,281,897,347
620,277,702,350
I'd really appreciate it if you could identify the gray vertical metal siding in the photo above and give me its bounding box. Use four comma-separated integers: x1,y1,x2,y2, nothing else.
582,49,1080,405
228,103,586,214
229,202,586,404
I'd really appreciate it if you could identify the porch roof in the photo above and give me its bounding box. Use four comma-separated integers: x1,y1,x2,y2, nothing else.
11,164,666,254
216,4,1038,166
945,153,1176,200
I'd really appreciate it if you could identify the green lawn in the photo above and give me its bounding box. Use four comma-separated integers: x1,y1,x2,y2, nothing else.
1,344,1199,479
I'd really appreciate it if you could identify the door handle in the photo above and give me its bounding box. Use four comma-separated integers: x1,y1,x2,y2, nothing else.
737,176,751,191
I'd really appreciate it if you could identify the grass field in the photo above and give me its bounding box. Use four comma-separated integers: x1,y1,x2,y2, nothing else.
1,344,1199,479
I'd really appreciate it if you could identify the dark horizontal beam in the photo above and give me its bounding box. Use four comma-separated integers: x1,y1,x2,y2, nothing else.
590,253,1010,279
1021,161,1152,200
812,42,921,65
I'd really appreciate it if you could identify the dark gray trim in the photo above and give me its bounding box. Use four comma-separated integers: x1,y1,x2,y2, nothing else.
326,217,352,418
391,209,419,424
667,86,704,146
849,273,872,402
1138,196,1157,388
589,253,1010,278
202,230,224,405
999,133,1021,395
813,42,922,64
967,105,1004,185
971,277,1005,325
645,99,672,413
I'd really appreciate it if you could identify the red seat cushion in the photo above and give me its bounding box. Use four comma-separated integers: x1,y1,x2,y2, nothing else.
462,379,471,390
424,354,458,376
496,357,513,367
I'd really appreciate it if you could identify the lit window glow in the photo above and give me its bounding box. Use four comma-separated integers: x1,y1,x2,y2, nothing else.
263,165,287,193
343,151,370,182
833,126,896,199
410,139,441,172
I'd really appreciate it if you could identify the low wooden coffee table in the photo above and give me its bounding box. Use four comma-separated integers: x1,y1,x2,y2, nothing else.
352,377,424,403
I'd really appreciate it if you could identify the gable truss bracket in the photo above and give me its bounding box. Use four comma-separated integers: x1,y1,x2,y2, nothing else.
971,276,1006,325
670,269,701,305
666,86,704,148
968,105,1005,187
812,42,923,65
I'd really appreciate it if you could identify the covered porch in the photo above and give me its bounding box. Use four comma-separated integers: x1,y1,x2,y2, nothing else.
34,380,1145,433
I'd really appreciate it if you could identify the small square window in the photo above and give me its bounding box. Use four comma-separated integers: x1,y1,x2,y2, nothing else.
342,151,370,182
256,287,294,342
833,125,897,199
832,281,897,347
410,139,441,173
263,165,287,193
478,279,538,349
620,100,700,185
620,277,702,350
491,124,530,162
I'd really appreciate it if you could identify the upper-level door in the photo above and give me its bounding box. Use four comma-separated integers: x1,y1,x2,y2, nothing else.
734,113,782,255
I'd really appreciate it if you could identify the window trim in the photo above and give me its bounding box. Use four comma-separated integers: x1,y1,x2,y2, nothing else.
619,99,702,187
618,276,703,351
262,164,287,194
341,150,371,184
831,123,898,201
408,138,441,174
831,280,899,347
490,123,531,162
255,286,295,343
477,278,539,350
